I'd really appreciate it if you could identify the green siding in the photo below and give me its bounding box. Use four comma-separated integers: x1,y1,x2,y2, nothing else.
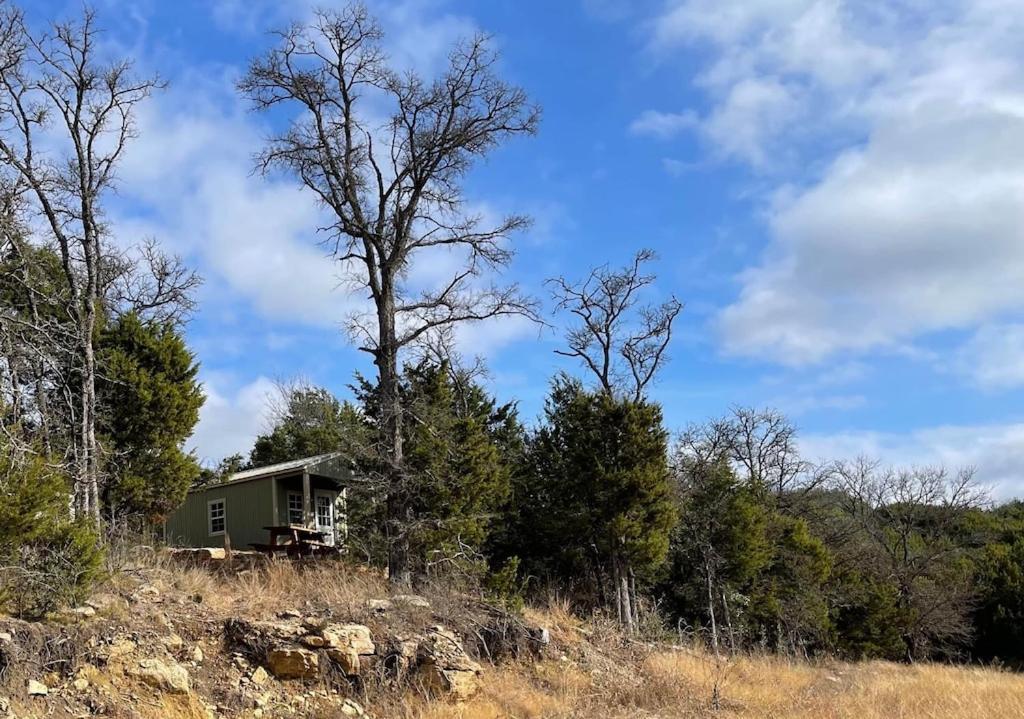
165,471,350,549
165,477,276,549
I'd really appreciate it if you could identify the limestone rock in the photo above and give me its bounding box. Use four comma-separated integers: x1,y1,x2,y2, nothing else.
27,679,48,696
322,624,375,655
416,627,482,701
301,616,329,632
340,698,367,717
86,594,125,614
301,635,326,648
162,633,184,652
250,666,269,685
266,647,319,680
419,663,480,702
326,647,360,676
192,646,205,663
134,658,191,694
73,677,90,691
226,618,304,645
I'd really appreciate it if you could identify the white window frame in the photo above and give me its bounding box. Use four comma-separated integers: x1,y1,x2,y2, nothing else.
287,492,304,525
207,498,226,536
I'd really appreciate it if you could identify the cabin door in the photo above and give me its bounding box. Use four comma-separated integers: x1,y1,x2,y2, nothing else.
314,491,336,545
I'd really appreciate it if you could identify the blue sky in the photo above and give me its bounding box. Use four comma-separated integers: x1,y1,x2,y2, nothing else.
28,0,1024,499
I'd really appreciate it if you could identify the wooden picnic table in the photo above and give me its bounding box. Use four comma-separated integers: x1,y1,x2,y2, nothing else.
249,525,340,558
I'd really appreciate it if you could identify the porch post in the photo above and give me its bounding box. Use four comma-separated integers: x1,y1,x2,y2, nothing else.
271,475,279,525
302,469,312,528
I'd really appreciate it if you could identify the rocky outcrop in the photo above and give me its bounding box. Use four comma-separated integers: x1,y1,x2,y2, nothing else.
321,623,376,676
228,616,380,680
415,626,483,701
225,613,483,701
226,618,306,646
340,698,369,716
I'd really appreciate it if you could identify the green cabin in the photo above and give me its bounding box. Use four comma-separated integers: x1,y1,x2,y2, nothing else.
165,453,352,550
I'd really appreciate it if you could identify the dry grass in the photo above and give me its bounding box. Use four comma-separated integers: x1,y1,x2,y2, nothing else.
92,553,1024,719
394,641,1024,719
114,552,391,621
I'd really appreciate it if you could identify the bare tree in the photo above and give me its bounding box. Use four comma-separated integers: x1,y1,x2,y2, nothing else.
678,406,828,503
0,5,160,519
548,248,682,402
831,458,986,660
105,238,202,327
239,3,539,584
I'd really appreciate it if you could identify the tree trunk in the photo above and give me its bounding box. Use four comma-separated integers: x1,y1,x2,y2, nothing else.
629,566,640,629
377,285,411,586
613,548,635,635
589,541,608,607
706,557,720,658
77,239,101,523
721,589,734,652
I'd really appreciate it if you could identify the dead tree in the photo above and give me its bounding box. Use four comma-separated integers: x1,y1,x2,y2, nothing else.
239,3,539,584
547,248,682,403
0,5,160,520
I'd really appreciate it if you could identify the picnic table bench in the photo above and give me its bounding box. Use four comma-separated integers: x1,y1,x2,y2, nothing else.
249,525,341,558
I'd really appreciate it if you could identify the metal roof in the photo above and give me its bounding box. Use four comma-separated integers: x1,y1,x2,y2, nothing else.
202,452,352,489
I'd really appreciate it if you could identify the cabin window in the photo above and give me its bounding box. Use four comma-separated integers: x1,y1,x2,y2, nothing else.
208,499,226,536
287,492,304,525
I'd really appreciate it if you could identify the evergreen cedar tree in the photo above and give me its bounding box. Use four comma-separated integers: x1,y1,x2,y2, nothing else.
97,312,204,522
250,387,364,469
499,376,677,616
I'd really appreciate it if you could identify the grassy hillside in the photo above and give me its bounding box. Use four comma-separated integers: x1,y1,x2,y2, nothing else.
1,553,1021,719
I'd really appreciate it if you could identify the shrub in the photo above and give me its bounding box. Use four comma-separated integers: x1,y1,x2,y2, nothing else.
0,442,104,618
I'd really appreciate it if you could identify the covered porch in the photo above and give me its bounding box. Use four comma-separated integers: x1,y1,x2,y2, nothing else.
230,453,352,547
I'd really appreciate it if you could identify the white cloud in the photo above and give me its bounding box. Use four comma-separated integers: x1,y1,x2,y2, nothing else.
801,421,1024,502
641,1,1024,367
209,0,477,74
955,323,1024,390
114,73,365,329
189,375,276,464
452,314,539,359
630,109,699,139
